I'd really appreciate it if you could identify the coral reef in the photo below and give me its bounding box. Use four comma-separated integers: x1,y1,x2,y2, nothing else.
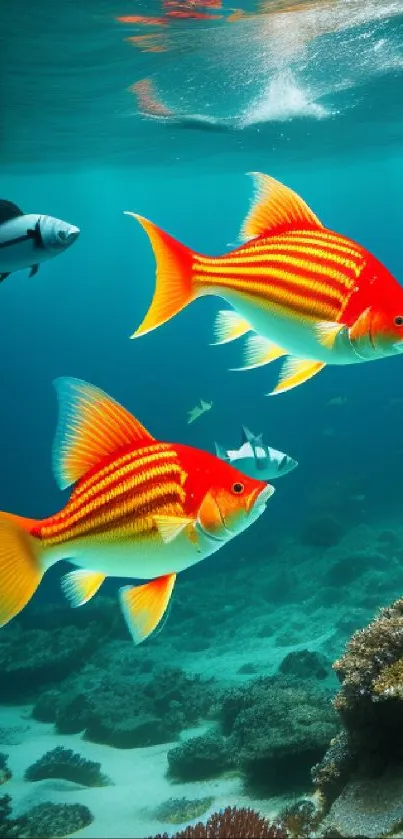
279,797,324,838
32,647,215,749
24,746,109,787
167,734,231,781
279,650,329,681
152,806,289,838
332,596,403,768
311,731,353,807
0,622,101,700
0,794,27,838
221,676,338,793
23,802,93,837
0,755,11,786
311,596,403,837
319,767,403,838
155,797,214,825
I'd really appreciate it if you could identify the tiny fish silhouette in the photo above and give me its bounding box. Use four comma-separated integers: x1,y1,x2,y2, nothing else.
187,399,213,424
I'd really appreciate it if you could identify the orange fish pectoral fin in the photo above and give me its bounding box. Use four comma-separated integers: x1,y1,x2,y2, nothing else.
232,335,287,371
211,309,252,345
314,320,345,350
124,214,198,339
240,173,324,243
52,378,155,490
0,513,43,627
153,514,195,544
269,357,325,395
61,569,106,608
119,573,177,645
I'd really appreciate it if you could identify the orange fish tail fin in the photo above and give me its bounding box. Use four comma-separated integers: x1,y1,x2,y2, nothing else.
124,214,198,338
0,512,44,627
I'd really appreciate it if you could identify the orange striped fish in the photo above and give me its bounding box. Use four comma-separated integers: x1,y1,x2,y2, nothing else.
0,378,273,643
126,174,403,394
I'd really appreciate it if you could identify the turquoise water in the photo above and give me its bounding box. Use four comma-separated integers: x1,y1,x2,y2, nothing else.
2,2,403,837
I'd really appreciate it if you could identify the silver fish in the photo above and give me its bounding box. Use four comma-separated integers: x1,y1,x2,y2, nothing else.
0,199,79,282
215,426,298,480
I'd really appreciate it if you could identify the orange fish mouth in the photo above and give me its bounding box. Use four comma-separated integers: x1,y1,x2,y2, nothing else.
197,483,274,541
245,483,274,512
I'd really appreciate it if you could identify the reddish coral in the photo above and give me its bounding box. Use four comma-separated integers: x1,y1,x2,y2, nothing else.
152,806,289,838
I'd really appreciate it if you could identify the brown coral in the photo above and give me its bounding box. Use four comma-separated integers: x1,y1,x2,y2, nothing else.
372,659,403,699
152,806,289,838
312,595,403,806
333,596,403,715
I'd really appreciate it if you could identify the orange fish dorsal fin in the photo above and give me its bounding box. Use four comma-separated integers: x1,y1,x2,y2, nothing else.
52,378,155,490
240,173,324,242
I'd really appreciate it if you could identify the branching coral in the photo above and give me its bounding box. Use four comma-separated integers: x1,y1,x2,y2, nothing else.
152,806,289,838
24,746,109,787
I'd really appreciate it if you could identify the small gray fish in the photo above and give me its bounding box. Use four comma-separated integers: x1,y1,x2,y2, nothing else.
215,426,298,480
187,399,213,425
0,199,80,282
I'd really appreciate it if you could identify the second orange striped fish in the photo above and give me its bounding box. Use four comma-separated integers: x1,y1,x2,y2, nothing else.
0,378,273,643
126,174,403,393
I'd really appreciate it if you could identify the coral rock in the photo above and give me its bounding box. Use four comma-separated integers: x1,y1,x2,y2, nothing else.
167,733,231,781
24,746,109,787
23,802,93,837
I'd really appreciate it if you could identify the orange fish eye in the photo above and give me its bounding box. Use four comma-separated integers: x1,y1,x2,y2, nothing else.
395,316,403,326
232,481,245,495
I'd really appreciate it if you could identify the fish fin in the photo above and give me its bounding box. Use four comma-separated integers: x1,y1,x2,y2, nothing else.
0,273,10,282
240,173,323,242
255,451,269,469
211,309,251,345
0,513,43,627
200,400,212,410
214,442,229,461
270,357,325,395
29,264,39,278
52,378,155,490
241,425,255,444
119,573,177,644
0,200,23,223
314,320,344,349
125,213,197,338
61,569,106,608
153,514,194,544
234,335,287,371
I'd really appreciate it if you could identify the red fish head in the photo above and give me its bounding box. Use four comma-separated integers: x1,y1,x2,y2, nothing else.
176,446,274,541
197,467,274,541
197,480,273,541
349,305,403,360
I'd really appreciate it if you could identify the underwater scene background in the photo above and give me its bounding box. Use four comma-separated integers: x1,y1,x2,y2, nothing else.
2,0,403,837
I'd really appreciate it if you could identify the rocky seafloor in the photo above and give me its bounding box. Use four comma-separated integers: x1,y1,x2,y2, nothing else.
2,515,403,838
